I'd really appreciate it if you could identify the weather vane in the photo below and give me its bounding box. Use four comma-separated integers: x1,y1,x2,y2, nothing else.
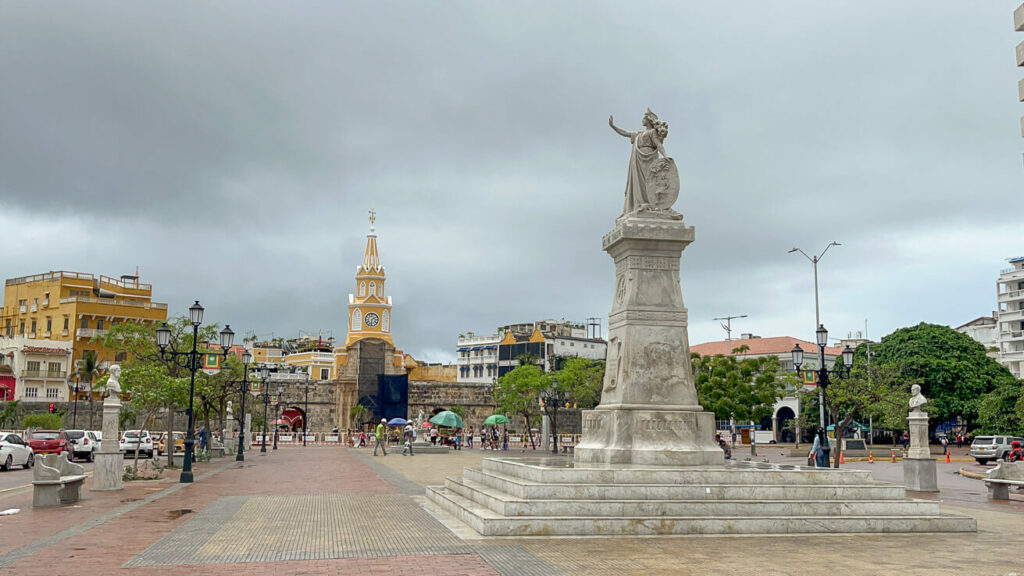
369,209,376,232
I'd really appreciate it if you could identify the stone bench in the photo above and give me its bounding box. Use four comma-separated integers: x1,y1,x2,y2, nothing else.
984,460,1024,500
33,454,87,508
207,447,226,458
560,445,575,455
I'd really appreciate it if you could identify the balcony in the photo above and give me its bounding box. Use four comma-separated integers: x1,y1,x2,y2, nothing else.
1017,3,1024,32
21,370,67,379
18,306,26,314
30,304,37,313
999,290,1024,303
76,328,108,339
61,329,69,336
60,296,167,310
41,299,48,307
1001,330,1024,340
999,310,1024,323
43,331,50,338
457,357,470,365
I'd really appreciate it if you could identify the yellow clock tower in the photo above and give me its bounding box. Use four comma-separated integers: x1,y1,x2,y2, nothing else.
344,210,394,347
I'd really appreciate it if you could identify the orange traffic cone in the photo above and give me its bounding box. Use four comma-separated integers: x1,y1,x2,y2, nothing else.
891,448,896,461
945,451,951,464
868,451,874,464
839,451,845,464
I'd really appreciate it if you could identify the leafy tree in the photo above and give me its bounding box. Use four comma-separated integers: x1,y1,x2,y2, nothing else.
494,365,549,450
977,378,1024,435
0,400,22,429
449,405,467,420
554,357,605,410
692,351,787,449
74,349,102,429
868,323,1017,431
350,404,370,430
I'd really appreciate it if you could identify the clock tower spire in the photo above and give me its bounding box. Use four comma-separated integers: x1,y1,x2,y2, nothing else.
345,211,393,347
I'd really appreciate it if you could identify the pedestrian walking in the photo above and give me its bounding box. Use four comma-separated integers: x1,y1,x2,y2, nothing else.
373,418,388,456
811,429,827,468
401,423,416,456
467,426,474,449
502,430,509,451
956,434,963,449
430,427,439,445
941,436,949,455
199,426,208,452
359,431,367,447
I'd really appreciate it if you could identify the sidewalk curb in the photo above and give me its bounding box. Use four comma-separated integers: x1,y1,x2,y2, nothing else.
958,467,989,480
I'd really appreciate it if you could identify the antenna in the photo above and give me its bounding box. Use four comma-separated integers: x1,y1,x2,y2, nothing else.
712,314,747,345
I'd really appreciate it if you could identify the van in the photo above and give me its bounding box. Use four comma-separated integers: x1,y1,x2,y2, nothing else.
969,435,1024,465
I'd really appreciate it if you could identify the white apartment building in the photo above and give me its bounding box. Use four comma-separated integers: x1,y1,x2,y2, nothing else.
456,333,501,384
0,337,74,403
955,315,999,359
997,257,1024,378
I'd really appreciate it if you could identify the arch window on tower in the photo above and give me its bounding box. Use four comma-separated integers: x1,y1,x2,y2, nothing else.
369,282,377,297
352,308,362,331
359,282,366,297
383,311,390,332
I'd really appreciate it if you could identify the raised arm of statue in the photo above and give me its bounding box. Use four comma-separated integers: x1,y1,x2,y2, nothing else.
608,115,632,138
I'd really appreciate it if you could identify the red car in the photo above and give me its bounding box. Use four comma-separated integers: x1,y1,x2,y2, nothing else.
28,430,71,459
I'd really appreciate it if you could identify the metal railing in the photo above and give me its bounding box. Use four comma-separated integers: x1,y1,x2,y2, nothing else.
5,271,94,286
21,370,67,379
60,296,168,310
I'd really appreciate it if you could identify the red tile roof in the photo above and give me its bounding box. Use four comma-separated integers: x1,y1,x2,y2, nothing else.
21,346,71,355
691,336,842,358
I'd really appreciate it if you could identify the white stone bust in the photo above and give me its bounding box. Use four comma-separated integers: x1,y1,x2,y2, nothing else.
104,364,122,397
909,384,927,416
417,409,425,425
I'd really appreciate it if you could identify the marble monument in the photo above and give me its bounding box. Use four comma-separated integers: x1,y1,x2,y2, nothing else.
904,384,938,491
91,365,124,491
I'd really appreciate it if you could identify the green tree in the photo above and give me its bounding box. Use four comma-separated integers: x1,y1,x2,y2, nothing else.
554,357,605,410
74,349,102,429
23,412,62,430
692,352,787,450
350,404,370,430
0,400,22,429
449,405,467,420
869,323,1017,431
494,365,549,450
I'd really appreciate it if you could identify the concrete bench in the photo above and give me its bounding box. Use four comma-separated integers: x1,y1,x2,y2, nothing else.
560,445,575,455
32,454,87,508
984,460,1024,500
207,447,226,458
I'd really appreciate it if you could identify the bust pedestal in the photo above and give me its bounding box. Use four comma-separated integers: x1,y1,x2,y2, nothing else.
91,397,124,491
904,413,937,492
574,216,723,467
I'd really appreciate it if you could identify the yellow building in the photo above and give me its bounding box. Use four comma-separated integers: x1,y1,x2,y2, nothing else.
1,271,168,397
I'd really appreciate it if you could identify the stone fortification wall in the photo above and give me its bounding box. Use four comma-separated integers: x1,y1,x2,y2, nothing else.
408,381,495,429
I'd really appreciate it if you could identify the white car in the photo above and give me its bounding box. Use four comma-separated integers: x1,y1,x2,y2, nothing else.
0,432,34,470
65,429,99,462
119,430,154,458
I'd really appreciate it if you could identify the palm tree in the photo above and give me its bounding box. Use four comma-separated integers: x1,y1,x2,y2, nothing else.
349,404,370,431
74,350,101,429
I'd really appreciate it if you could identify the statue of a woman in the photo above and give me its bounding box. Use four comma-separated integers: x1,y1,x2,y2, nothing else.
609,109,671,215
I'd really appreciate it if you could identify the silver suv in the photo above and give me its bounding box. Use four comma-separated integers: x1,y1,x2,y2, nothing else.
969,435,1024,465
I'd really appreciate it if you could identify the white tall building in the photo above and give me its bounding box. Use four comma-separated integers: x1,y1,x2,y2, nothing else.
456,333,502,384
997,257,1024,378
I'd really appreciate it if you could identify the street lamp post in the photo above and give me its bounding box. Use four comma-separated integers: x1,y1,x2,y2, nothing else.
71,378,80,429
791,326,854,439
256,368,272,453
299,377,316,447
156,301,234,484
229,350,254,462
273,388,282,450
789,242,841,430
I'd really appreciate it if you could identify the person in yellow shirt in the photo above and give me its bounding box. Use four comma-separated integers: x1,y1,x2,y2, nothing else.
373,418,388,456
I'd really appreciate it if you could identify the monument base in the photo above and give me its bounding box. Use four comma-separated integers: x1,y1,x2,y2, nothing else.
91,452,124,491
903,458,938,492
574,408,723,467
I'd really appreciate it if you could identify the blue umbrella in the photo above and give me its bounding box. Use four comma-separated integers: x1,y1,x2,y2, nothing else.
387,418,408,426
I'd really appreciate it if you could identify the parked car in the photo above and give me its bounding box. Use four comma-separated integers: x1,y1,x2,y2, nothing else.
27,430,71,460
156,432,185,456
65,429,99,462
969,435,1024,465
0,432,34,470
119,430,154,458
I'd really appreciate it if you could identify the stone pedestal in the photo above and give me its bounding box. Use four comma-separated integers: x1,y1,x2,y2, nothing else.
904,458,938,492
574,217,723,467
91,399,123,491
907,415,931,460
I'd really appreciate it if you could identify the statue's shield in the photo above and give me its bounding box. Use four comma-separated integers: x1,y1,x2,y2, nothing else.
648,158,680,210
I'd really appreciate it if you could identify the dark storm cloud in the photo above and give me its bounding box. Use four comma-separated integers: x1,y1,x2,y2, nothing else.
0,1,1020,359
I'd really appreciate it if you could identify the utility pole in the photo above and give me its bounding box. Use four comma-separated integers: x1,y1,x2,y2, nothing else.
713,315,747,350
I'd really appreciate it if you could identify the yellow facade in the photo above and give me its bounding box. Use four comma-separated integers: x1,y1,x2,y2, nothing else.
283,350,335,381
2,271,168,370
343,220,395,348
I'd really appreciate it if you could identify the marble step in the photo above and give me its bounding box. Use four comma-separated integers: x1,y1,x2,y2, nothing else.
463,468,908,501
444,476,941,518
425,486,977,536
481,458,876,485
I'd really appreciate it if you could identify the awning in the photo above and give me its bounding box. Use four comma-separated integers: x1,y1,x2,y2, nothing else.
471,346,483,351
457,347,469,352
278,409,302,426
484,345,497,350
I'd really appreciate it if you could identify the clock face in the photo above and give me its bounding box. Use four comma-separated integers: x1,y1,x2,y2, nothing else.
363,312,380,328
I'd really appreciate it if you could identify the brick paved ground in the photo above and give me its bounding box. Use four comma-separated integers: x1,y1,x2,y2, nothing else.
0,445,1022,575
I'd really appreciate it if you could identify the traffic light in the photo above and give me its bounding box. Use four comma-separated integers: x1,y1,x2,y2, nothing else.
49,403,56,413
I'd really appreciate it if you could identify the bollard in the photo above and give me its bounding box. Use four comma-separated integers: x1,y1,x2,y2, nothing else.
868,451,874,464
891,448,896,461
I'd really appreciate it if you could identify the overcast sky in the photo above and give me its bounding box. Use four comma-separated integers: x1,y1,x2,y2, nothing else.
1,2,1020,363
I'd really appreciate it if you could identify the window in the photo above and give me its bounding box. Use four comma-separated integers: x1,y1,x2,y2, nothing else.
97,319,104,330
4,320,11,337
63,317,69,330
359,282,366,297
81,318,89,329
45,387,59,399
24,387,38,398
115,351,127,362
352,309,362,331
383,311,389,332
30,319,36,334
320,368,330,380
27,361,40,373
47,362,60,374
46,318,52,332
19,321,24,335
369,282,377,296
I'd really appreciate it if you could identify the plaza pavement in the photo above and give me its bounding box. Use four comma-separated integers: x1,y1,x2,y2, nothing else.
0,444,1021,576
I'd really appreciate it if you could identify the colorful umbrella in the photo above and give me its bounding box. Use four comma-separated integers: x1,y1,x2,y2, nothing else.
429,410,464,428
483,414,511,426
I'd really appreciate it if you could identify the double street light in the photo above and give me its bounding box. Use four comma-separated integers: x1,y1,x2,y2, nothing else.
226,350,254,462
791,324,854,432
156,301,234,484
538,379,567,455
297,376,316,447
254,368,273,453
789,242,840,431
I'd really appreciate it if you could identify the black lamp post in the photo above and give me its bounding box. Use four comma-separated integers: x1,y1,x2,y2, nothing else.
256,368,271,453
228,350,254,462
273,389,282,450
156,301,234,484
539,378,566,455
298,376,316,447
791,325,854,434
71,378,80,429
